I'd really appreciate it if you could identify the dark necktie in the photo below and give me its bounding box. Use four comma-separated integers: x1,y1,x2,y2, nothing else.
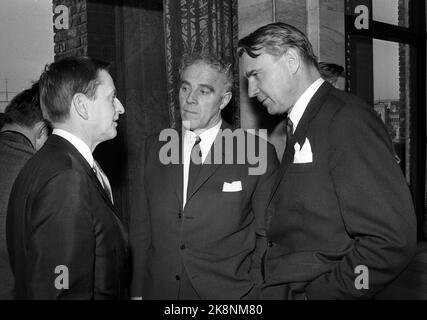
93,160,114,204
285,116,294,154
187,136,202,199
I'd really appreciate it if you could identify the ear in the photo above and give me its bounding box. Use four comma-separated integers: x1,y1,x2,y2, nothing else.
33,121,45,139
72,93,89,120
282,48,301,75
219,91,232,110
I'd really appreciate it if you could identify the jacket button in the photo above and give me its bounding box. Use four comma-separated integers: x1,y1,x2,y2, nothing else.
180,244,186,250
267,241,273,247
178,212,182,219
175,275,180,280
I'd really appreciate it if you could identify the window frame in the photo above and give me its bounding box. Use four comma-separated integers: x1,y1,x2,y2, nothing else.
345,0,426,239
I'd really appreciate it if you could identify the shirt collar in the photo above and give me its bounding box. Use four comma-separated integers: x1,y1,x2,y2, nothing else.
289,78,324,133
53,129,94,167
184,119,222,161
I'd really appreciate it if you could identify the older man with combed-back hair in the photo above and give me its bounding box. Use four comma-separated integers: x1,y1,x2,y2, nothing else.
129,51,279,300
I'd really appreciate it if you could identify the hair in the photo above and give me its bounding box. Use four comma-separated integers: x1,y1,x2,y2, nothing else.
4,82,44,128
238,22,319,69
319,62,345,84
38,56,110,123
179,52,233,92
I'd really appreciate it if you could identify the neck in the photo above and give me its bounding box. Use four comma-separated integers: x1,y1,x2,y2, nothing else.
290,66,321,110
192,116,221,136
1,123,35,148
54,123,96,152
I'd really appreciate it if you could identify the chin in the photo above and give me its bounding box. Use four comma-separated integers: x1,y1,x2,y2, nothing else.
181,119,195,130
266,102,287,115
107,129,118,140
265,104,279,115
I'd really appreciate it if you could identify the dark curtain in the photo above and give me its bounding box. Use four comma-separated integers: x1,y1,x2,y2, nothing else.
163,0,240,128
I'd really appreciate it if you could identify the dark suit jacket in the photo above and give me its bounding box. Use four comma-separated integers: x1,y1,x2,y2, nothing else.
0,131,35,299
129,122,279,299
262,82,417,300
6,135,129,299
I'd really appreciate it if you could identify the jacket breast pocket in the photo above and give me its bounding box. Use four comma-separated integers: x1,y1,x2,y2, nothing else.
286,162,316,174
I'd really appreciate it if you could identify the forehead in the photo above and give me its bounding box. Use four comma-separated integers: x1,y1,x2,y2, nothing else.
242,50,278,70
95,70,115,93
182,62,225,87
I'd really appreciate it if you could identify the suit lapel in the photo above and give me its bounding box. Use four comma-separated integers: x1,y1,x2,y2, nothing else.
186,121,231,203
269,82,333,204
88,164,120,216
86,163,127,243
49,135,122,220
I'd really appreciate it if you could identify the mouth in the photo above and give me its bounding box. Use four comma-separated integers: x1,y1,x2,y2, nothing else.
183,109,198,115
257,95,269,105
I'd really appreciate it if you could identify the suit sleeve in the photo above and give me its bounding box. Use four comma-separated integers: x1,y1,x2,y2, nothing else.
129,137,151,297
250,139,279,285
304,103,417,299
27,170,95,299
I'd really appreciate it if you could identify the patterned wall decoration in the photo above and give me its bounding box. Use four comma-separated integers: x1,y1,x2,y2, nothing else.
164,0,240,128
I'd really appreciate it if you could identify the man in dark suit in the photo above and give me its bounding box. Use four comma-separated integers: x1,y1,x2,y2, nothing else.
129,52,278,299
0,83,49,299
238,22,417,299
6,57,128,299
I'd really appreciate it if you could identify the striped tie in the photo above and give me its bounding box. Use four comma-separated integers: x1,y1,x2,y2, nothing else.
93,160,114,204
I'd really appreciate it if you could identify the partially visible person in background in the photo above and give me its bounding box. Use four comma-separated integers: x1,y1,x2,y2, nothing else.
0,82,49,299
269,62,345,160
319,62,345,91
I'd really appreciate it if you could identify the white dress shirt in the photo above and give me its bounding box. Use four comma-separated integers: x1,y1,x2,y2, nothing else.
53,129,94,167
289,78,325,133
53,129,114,203
182,120,222,208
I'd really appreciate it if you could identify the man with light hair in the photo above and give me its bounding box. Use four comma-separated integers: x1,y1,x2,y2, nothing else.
239,22,416,300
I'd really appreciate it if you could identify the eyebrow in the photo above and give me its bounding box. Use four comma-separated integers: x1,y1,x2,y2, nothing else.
199,84,215,92
180,80,215,93
245,70,259,79
180,80,190,87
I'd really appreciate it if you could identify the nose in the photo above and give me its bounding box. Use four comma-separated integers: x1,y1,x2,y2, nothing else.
185,89,197,104
247,78,259,98
114,97,125,114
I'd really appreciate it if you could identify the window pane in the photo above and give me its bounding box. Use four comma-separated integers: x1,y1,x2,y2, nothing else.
372,0,410,27
373,39,411,183
0,0,54,113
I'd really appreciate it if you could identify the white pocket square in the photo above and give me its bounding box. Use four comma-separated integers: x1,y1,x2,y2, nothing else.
222,181,242,192
293,138,313,164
